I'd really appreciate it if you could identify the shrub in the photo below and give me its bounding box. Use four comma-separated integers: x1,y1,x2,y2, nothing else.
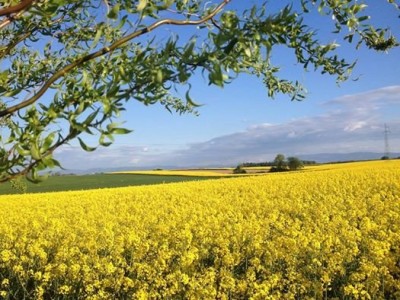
287,156,304,170
233,165,247,174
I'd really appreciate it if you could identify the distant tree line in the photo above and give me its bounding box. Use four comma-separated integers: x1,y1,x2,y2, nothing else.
239,159,316,168
234,154,314,174
270,154,304,172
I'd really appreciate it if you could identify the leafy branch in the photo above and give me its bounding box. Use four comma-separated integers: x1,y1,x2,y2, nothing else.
0,0,231,118
0,0,36,16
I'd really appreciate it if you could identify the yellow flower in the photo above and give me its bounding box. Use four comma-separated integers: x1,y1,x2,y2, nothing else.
0,250,12,263
58,285,71,295
1,279,9,288
34,271,42,281
0,291,8,298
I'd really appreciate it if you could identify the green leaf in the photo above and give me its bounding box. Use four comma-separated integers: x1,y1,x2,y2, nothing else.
42,132,56,152
92,27,103,49
4,88,22,98
358,16,370,22
26,169,38,183
185,88,201,107
78,137,97,152
0,70,8,85
51,158,64,169
83,108,99,126
16,147,30,156
244,47,252,58
108,4,121,19
106,122,119,131
106,83,119,97
99,134,113,147
30,144,41,160
183,40,196,60
82,69,89,86
209,64,224,87
27,169,48,183
156,69,163,83
110,128,132,135
41,156,63,169
352,4,368,14
137,0,147,11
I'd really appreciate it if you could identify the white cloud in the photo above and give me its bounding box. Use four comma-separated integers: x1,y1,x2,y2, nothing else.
54,86,400,170
326,85,400,107
344,121,367,132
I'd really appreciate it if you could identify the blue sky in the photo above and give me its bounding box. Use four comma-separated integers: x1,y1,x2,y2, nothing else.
54,1,400,170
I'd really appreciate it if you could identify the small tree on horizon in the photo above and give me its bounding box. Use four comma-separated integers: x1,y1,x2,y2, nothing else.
269,154,304,172
233,165,247,174
270,154,288,172
287,156,304,171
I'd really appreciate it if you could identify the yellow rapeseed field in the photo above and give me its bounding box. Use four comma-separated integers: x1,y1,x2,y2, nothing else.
0,160,399,299
110,169,241,177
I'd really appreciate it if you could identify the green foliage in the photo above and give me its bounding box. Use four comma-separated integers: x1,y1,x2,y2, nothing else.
9,176,27,194
272,154,288,172
270,154,304,172
287,156,304,171
0,0,398,183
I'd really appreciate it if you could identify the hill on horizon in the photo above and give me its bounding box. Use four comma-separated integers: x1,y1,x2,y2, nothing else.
56,151,400,175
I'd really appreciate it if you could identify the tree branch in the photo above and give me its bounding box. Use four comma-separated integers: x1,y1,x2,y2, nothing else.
0,8,25,29
0,13,66,59
211,18,222,31
0,127,79,183
0,0,231,118
0,31,31,58
0,0,35,16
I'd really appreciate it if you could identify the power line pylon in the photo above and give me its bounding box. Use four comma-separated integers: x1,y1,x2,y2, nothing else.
384,123,391,158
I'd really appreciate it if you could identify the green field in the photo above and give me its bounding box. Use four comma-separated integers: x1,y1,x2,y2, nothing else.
0,173,218,195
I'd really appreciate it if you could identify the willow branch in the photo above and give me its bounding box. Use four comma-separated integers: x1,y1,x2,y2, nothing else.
211,18,222,30
0,128,79,183
0,14,66,59
0,31,31,59
0,8,26,29
0,16,13,29
0,0,231,117
0,0,35,16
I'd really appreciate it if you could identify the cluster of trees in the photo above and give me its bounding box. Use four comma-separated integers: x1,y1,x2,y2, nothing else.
232,165,247,174
0,0,398,184
234,154,308,174
381,156,400,160
270,154,304,172
239,159,316,168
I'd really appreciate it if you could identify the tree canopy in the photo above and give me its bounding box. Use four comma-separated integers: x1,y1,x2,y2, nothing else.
0,0,398,182
287,156,304,171
271,153,288,172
